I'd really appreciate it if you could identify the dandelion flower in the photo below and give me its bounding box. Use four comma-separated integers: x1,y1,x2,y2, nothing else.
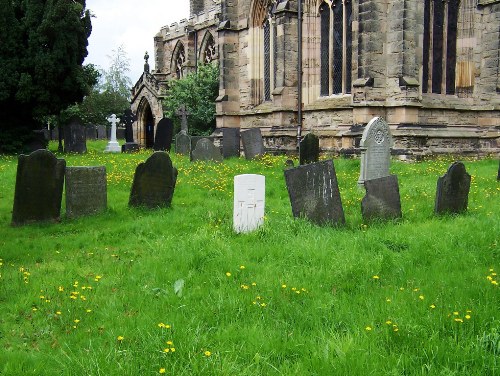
163,348,170,353
281,284,287,289
465,315,471,320
365,326,372,331
430,304,436,309
159,368,166,374
385,320,392,325
239,265,245,270
419,295,424,300
454,318,463,323
204,351,211,357
166,341,173,345
117,336,124,341
372,275,380,280
225,272,231,277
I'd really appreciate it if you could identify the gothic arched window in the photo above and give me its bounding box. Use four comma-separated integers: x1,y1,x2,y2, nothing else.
319,0,352,97
263,18,272,101
201,33,217,64
423,0,459,94
172,42,186,79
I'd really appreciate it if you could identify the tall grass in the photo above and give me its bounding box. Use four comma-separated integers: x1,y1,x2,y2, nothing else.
0,142,498,375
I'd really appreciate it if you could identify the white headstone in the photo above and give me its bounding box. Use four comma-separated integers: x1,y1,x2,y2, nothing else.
104,114,121,153
233,174,265,233
358,117,393,186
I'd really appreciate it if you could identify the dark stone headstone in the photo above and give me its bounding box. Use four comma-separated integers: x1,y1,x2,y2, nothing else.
97,125,107,140
241,128,265,160
129,152,178,209
11,150,66,226
222,128,240,158
25,130,49,153
435,162,471,215
284,160,345,226
116,128,125,140
51,126,59,141
86,125,97,140
175,132,191,156
299,133,320,165
122,143,140,153
122,109,137,143
64,118,87,153
192,138,223,162
154,118,174,151
361,175,402,221
65,166,107,219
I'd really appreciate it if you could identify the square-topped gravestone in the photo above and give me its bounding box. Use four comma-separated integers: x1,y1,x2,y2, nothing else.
361,175,402,221
299,133,320,165
97,125,107,140
222,128,240,158
434,162,471,215
11,150,66,226
233,174,265,233
65,166,107,219
241,128,265,160
154,118,174,152
86,125,97,141
64,117,87,153
175,132,191,156
192,138,223,162
129,152,178,209
358,117,393,186
284,160,345,226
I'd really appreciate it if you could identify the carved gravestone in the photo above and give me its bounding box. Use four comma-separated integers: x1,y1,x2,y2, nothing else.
129,152,178,209
153,118,174,152
233,174,265,233
64,117,87,153
284,160,345,226
241,128,265,160
435,162,471,215
11,150,66,226
86,125,97,141
175,132,191,156
192,138,223,162
299,133,320,165
97,125,107,140
222,128,240,158
358,117,393,186
361,175,402,221
65,166,107,219
191,136,215,152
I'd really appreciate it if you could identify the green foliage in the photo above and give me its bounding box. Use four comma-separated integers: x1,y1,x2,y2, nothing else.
0,0,93,152
163,63,219,136
0,149,498,375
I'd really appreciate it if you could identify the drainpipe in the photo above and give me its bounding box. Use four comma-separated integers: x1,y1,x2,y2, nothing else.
297,0,303,149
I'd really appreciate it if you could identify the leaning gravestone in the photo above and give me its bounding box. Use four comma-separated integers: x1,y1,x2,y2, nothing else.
11,150,66,226
361,175,402,221
435,161,471,215
358,117,393,186
233,174,265,233
154,118,174,152
129,152,178,209
241,128,265,159
284,160,345,226
192,138,223,162
299,133,320,165
176,132,191,156
97,125,107,140
65,166,107,219
222,128,240,158
64,117,87,153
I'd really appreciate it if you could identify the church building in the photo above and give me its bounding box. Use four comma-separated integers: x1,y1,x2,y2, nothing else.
130,0,500,156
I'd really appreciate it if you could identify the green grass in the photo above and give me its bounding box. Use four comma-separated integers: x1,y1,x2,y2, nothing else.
0,142,498,375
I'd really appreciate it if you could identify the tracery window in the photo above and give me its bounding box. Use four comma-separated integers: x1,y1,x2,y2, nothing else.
319,0,352,97
173,43,186,79
422,0,459,94
201,33,217,64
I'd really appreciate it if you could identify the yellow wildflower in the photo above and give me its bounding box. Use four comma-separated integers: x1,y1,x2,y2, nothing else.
204,351,211,357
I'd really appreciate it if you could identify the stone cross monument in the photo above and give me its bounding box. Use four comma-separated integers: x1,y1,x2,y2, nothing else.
104,114,121,153
176,105,190,134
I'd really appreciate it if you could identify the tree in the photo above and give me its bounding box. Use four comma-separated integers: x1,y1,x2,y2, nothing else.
0,0,93,153
163,63,219,136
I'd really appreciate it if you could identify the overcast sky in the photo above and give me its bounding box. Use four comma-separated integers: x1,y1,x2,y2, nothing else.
85,0,190,83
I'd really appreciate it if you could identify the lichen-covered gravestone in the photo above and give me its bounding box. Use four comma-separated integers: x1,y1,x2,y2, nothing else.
241,128,265,160
222,128,240,158
129,152,178,209
284,160,345,226
192,138,223,162
175,132,191,156
299,133,320,165
233,174,265,233
65,166,107,219
358,117,393,186
434,162,471,215
11,150,66,226
361,175,402,221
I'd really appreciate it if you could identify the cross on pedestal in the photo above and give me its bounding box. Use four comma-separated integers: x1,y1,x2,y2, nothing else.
176,105,190,134
104,114,121,153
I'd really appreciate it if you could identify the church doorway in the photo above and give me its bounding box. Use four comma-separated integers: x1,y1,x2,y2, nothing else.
144,107,155,148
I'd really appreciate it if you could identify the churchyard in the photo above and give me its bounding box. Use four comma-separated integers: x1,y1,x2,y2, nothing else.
0,139,498,375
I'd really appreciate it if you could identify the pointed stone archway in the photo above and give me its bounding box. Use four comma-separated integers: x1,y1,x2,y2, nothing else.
137,98,155,148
